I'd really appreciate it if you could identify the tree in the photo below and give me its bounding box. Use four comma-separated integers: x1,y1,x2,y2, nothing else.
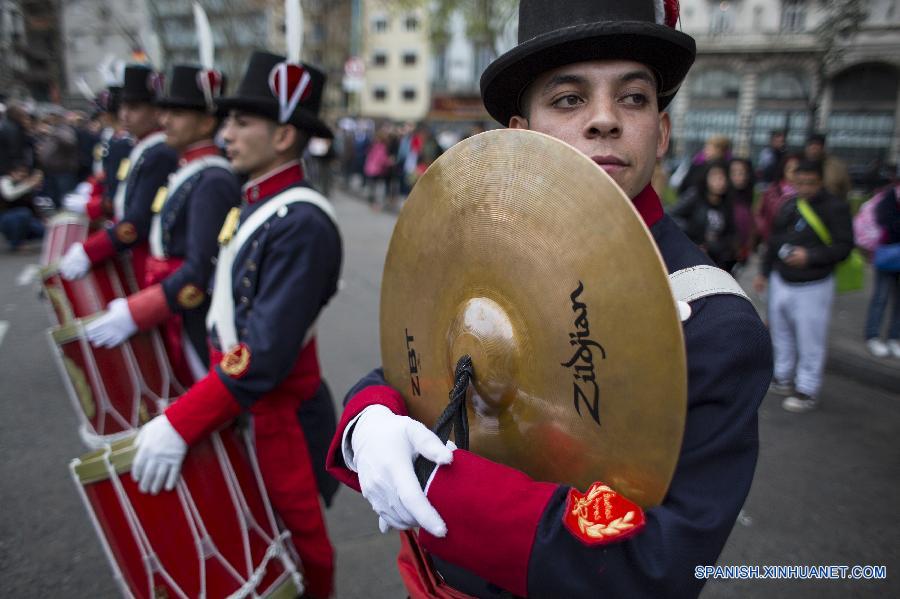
390,0,518,60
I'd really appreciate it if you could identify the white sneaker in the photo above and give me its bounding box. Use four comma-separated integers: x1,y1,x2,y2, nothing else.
866,338,890,358
888,340,900,359
782,393,819,413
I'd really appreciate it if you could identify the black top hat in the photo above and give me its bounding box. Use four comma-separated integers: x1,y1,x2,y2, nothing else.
480,0,696,125
157,64,227,112
216,51,332,139
94,85,122,115
120,64,165,105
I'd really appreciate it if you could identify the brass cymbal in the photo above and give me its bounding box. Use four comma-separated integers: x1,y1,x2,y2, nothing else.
380,129,686,507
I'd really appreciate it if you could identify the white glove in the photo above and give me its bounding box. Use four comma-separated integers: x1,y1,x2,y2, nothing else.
85,298,138,348
349,405,453,537
59,243,91,280
132,415,188,495
63,183,91,214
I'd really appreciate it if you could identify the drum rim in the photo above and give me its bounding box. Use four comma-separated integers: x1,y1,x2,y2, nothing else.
50,314,103,344
73,436,137,484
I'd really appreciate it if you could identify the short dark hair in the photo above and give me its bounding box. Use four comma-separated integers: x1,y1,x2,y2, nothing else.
770,129,786,138
806,132,826,145
795,159,823,177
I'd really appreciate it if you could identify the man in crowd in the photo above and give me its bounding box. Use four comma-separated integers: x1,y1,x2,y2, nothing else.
82,63,239,387
755,160,853,412
326,1,773,597
804,132,851,201
757,129,787,186
129,50,342,598
58,64,178,290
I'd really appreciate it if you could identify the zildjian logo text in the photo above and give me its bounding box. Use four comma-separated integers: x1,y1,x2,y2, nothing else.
561,281,606,426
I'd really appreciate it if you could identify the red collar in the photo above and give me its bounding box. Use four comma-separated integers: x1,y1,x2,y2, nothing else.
242,160,305,204
179,141,220,166
631,184,663,228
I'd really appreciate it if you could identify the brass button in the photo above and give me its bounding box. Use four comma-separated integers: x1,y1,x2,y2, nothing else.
242,277,251,288
241,296,250,305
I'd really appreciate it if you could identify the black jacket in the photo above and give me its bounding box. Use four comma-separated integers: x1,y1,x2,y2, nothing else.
668,188,736,268
763,188,853,283
875,186,900,245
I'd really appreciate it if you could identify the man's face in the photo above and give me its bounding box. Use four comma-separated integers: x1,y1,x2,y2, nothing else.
805,141,824,161
794,171,823,198
772,133,786,150
510,59,670,199
161,108,215,151
220,110,280,177
119,102,160,139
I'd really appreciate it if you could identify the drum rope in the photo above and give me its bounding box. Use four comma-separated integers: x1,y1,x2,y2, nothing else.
414,355,473,486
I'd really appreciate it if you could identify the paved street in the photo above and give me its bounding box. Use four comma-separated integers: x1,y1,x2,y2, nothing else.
1,188,897,598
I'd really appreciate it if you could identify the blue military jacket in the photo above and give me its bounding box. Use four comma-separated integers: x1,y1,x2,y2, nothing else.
209,162,342,408
153,146,240,359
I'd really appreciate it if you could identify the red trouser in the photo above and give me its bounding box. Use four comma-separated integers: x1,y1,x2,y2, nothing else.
211,341,335,597
144,256,194,386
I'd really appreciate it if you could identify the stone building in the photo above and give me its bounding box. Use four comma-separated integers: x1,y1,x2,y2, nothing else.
672,0,900,171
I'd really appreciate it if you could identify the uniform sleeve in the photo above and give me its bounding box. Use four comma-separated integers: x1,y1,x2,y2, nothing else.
84,145,178,264
329,297,772,598
214,205,342,407
161,171,240,313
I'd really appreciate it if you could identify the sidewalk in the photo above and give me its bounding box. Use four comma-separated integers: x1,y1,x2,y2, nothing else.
338,181,900,394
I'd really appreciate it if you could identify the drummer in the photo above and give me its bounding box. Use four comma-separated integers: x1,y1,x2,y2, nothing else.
57,64,178,289
80,61,239,386
128,48,341,599
326,1,773,598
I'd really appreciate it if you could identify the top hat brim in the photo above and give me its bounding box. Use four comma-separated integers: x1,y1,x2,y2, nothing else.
119,92,158,106
481,21,696,126
216,96,333,139
156,96,216,112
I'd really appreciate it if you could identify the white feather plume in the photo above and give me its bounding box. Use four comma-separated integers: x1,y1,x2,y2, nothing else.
97,54,117,85
76,78,95,101
286,0,303,64
193,2,215,70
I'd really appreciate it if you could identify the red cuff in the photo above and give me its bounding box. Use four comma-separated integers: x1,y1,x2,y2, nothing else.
85,198,103,221
165,371,242,446
325,385,409,492
126,283,172,331
83,228,116,264
418,450,558,598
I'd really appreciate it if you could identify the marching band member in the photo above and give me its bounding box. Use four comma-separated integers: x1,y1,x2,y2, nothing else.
326,2,773,598
130,39,342,599
58,63,178,290
82,5,240,386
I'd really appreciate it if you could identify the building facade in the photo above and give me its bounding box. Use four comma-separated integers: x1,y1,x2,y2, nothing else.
0,0,28,100
62,0,156,103
672,0,900,171
360,0,430,121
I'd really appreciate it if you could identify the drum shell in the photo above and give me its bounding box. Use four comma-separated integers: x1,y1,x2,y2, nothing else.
50,319,159,441
71,429,299,599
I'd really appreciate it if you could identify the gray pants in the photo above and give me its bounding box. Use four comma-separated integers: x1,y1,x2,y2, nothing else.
769,272,835,397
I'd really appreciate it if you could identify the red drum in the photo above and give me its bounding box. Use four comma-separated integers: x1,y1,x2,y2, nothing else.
50,319,162,445
41,211,89,267
42,258,134,326
70,428,303,599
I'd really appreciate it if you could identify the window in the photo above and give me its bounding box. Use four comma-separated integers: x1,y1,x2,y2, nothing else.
372,16,388,33
689,69,741,100
402,51,417,66
372,50,387,67
781,0,806,33
405,15,420,32
709,1,734,34
757,70,809,100
373,86,387,101
402,87,417,101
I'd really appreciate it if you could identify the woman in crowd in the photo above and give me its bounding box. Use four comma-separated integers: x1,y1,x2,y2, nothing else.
755,153,801,246
728,157,756,269
670,160,737,270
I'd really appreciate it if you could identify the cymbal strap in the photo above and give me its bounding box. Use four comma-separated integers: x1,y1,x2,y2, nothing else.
414,356,474,487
